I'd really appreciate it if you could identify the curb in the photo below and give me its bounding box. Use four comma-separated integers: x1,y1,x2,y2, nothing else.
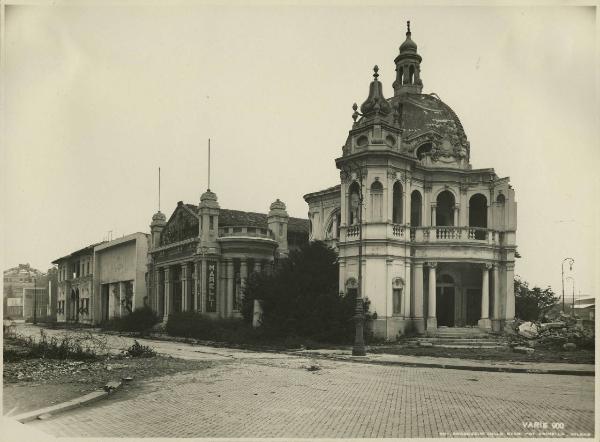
301,353,595,377
12,382,123,423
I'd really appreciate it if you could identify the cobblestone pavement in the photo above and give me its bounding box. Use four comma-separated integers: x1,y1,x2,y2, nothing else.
26,355,594,438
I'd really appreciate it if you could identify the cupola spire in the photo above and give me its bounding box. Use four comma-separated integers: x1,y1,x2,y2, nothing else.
393,21,423,95
359,65,391,117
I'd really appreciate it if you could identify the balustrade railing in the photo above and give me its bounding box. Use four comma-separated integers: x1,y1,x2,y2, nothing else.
347,225,360,237
392,224,405,238
218,227,273,239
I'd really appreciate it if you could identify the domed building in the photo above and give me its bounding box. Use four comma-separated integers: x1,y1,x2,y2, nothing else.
304,23,517,338
147,191,309,321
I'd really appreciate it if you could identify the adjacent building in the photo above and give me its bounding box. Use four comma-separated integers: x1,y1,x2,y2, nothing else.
304,24,517,339
52,232,149,324
147,195,309,321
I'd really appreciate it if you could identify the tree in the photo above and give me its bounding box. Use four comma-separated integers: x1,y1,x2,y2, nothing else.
514,277,559,321
242,241,357,343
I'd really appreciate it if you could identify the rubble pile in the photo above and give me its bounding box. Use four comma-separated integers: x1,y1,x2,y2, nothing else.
507,315,594,352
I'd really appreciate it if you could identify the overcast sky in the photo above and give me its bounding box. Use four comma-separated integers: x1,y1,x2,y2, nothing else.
2,3,597,299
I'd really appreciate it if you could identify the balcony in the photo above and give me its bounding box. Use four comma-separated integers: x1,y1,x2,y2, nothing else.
343,224,501,246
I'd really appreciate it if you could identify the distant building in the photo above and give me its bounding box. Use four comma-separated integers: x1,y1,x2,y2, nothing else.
22,286,48,322
3,263,45,319
571,298,595,321
147,196,309,321
52,232,149,324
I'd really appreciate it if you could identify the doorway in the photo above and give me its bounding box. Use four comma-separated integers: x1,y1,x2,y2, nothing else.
101,284,110,321
466,289,481,325
436,274,455,327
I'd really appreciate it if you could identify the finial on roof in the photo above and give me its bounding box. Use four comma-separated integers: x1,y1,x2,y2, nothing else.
407,20,410,34
373,65,379,80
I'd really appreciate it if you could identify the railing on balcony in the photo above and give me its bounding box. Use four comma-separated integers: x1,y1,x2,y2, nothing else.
392,224,405,238
347,225,360,238
218,226,273,239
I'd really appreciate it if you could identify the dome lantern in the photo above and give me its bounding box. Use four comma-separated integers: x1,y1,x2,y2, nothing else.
393,21,423,96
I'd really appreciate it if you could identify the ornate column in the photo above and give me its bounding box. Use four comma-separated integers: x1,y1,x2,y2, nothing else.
405,179,412,225
431,204,437,226
154,269,162,315
413,262,424,333
226,259,234,317
200,259,207,312
453,205,459,226
491,264,501,331
386,170,395,223
478,264,492,329
181,263,188,312
193,261,200,311
240,258,248,303
505,263,515,322
163,267,171,320
427,262,437,330
403,260,411,319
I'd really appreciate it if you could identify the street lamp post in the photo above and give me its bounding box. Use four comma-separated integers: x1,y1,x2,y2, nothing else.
561,258,574,314
342,161,366,357
565,276,575,318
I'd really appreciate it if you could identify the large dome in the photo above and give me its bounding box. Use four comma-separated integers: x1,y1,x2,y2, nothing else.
389,93,467,143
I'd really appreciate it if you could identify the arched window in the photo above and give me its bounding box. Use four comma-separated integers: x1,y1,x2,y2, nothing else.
410,190,422,226
409,65,415,84
348,182,360,225
416,142,432,160
469,193,488,239
336,212,341,239
496,194,506,230
436,191,455,226
370,180,383,222
392,181,403,224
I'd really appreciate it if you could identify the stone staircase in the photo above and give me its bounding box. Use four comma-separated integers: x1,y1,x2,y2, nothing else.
402,327,508,349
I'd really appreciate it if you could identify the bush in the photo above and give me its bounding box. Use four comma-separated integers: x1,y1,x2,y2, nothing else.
242,241,372,344
5,330,106,361
126,340,156,357
101,306,160,335
166,312,261,344
515,278,559,321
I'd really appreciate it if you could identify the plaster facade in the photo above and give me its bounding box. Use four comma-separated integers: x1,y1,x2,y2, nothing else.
304,25,517,339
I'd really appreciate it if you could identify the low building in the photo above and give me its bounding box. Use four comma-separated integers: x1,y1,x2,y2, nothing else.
93,232,149,322
53,243,99,324
52,232,149,324
571,298,595,321
22,286,48,322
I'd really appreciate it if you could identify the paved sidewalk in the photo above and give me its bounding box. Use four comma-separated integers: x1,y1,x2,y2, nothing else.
294,349,596,376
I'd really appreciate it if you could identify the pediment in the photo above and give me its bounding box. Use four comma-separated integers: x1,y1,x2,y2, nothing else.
160,205,199,246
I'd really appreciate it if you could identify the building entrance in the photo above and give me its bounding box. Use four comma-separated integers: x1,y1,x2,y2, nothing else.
466,288,481,326
436,274,455,327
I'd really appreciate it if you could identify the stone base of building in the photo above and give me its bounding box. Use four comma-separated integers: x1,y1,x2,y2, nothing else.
491,319,504,333
503,319,516,334
478,318,492,330
370,317,414,341
426,317,437,331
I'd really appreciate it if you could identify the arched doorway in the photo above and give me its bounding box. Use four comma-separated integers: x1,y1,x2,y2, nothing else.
469,193,488,239
392,181,403,224
436,191,455,226
436,274,455,327
410,190,422,226
71,288,80,322
348,182,361,225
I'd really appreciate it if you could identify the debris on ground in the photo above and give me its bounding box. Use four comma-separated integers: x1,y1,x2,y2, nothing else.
513,346,535,354
517,322,539,339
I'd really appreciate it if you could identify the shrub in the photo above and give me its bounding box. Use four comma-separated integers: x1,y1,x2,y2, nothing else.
165,312,260,344
101,306,161,335
242,241,372,344
126,340,156,357
6,330,106,361
515,278,559,321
